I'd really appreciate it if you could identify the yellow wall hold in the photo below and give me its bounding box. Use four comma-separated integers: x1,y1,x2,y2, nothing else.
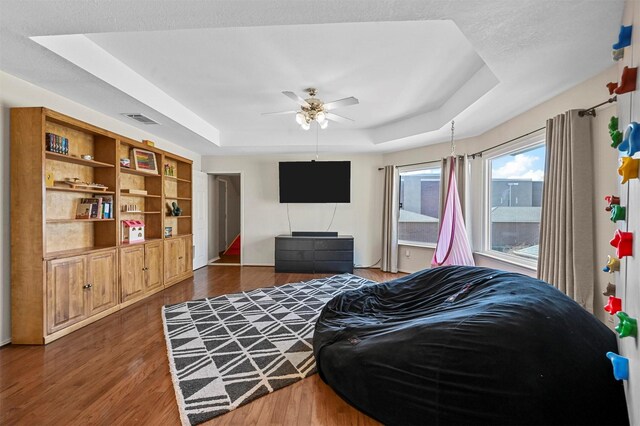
618,156,640,183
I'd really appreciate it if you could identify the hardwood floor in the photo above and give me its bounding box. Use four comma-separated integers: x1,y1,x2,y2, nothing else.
0,266,403,425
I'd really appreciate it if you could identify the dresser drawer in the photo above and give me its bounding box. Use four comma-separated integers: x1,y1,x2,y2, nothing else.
314,239,354,251
276,250,314,261
275,260,314,273
314,250,353,261
275,238,314,251
314,261,353,273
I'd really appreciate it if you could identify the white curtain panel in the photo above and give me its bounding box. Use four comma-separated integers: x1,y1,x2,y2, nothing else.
381,165,399,273
538,110,594,312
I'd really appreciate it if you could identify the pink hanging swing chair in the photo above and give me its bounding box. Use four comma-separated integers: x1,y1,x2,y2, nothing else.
431,123,475,267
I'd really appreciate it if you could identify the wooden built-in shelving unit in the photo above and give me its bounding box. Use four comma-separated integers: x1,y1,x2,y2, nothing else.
11,107,194,344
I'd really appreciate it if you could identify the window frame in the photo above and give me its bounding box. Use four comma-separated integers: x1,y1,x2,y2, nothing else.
481,131,545,269
397,163,442,248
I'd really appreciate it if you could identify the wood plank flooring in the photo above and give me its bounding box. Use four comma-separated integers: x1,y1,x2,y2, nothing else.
0,266,404,425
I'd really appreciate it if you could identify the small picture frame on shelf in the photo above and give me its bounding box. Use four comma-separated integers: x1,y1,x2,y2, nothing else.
131,148,158,174
164,226,173,238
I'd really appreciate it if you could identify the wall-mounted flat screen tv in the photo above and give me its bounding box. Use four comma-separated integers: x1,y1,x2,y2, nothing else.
279,161,351,203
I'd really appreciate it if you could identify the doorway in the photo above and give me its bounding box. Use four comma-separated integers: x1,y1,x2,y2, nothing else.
208,173,242,265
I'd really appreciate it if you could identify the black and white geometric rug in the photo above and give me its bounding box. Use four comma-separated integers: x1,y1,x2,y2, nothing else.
162,273,374,425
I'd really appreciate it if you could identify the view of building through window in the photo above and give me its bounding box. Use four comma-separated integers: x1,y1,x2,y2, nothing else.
489,144,546,259
398,167,441,244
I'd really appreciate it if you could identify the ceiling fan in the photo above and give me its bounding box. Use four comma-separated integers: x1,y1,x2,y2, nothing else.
262,88,359,130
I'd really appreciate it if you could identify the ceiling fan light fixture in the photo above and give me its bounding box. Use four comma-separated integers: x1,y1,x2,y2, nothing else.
295,112,305,125
320,120,329,129
316,111,326,124
301,121,311,130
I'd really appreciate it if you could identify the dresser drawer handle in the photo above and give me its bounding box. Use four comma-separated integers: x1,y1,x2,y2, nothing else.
83,283,92,289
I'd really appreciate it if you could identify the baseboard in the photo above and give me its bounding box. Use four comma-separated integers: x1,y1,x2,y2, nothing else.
243,263,275,267
0,338,11,347
208,257,220,263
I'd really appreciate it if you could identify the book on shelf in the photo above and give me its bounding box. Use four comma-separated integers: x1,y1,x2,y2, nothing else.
75,196,113,219
45,132,69,155
75,199,94,219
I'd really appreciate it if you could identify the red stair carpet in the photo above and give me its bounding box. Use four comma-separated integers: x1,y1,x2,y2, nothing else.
224,234,241,256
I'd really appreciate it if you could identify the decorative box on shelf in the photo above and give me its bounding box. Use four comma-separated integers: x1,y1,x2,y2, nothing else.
121,220,145,243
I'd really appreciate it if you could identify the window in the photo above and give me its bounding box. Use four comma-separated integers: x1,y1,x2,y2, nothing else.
398,166,441,245
485,141,545,262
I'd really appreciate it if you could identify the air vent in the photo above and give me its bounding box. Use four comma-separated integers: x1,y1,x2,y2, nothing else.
121,113,159,125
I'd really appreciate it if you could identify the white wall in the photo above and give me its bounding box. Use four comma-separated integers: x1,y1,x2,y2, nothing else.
201,154,384,266
384,65,619,324
0,70,202,345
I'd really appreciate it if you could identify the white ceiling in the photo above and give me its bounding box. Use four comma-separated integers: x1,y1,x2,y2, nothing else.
0,0,624,156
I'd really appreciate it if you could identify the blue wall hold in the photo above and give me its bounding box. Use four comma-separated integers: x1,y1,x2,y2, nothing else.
606,352,629,380
613,25,633,50
619,122,640,156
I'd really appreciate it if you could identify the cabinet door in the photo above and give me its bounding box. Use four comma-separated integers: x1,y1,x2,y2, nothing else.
178,236,192,275
164,239,180,283
46,256,87,334
120,245,145,302
164,238,182,283
145,241,163,292
86,250,118,316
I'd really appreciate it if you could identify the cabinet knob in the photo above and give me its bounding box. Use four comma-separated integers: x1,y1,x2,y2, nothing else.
178,256,183,260
83,283,92,289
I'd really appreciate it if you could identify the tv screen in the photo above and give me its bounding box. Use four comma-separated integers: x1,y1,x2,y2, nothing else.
279,161,351,203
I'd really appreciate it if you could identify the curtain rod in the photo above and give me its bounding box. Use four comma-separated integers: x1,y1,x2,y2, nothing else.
377,159,441,170
468,96,617,158
378,96,618,168
578,96,617,117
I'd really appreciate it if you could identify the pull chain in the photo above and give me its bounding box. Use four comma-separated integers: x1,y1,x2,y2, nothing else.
450,120,456,157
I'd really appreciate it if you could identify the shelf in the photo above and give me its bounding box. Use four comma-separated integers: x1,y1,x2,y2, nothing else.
164,196,192,201
46,218,115,224
45,152,115,168
120,167,161,177
165,215,191,219
120,238,163,246
44,245,116,260
121,211,162,214
164,234,192,240
163,175,191,183
120,191,161,198
47,186,115,195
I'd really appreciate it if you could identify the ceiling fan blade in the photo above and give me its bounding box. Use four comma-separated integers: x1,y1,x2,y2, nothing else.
323,96,359,111
325,112,354,124
282,91,310,107
261,110,297,116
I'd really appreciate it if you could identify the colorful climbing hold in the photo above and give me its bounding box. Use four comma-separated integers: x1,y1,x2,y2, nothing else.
618,122,640,156
608,116,623,148
612,25,633,50
605,195,621,211
614,66,638,95
602,255,620,273
610,204,626,223
615,312,638,338
607,82,619,95
612,48,624,61
602,282,616,297
606,352,629,380
609,230,633,258
618,157,640,184
604,296,622,315
609,229,633,258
